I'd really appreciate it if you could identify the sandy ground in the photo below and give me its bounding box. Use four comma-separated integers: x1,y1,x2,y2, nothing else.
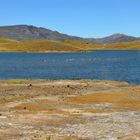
0,79,140,140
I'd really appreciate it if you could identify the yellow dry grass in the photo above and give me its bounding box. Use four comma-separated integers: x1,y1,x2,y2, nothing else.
117,132,140,140
0,94,35,104
10,102,66,114
0,37,140,52
68,87,140,111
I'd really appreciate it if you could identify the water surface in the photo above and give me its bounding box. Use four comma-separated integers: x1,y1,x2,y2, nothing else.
0,51,139,84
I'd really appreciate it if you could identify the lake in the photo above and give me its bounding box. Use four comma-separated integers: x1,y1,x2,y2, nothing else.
0,50,140,84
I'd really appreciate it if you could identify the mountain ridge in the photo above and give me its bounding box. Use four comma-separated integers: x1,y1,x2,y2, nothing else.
0,25,84,42
0,25,139,43
90,33,139,43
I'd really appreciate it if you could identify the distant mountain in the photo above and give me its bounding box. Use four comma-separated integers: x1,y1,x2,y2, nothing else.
0,25,139,43
0,25,84,41
89,34,139,43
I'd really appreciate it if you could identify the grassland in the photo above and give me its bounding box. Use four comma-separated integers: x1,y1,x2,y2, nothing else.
0,37,140,52
0,79,140,140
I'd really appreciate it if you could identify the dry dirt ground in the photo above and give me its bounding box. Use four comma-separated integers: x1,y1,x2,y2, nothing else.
0,80,140,140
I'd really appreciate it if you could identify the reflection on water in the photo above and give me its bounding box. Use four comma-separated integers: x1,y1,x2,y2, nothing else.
0,50,140,84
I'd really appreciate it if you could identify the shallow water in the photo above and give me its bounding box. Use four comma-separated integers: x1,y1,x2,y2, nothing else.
0,50,140,84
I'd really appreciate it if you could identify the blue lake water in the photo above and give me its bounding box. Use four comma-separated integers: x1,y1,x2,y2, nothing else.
0,51,140,84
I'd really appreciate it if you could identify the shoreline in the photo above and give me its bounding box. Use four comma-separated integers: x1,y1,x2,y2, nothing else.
0,79,139,85
0,50,92,54
0,50,139,53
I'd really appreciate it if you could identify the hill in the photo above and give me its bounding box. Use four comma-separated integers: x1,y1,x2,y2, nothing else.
0,38,80,52
0,25,139,43
0,25,84,42
0,37,140,52
89,34,139,43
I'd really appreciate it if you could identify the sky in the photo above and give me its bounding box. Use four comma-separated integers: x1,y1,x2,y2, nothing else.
0,0,140,38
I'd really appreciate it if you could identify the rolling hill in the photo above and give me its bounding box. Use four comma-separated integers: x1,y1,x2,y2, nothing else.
0,25,140,52
89,33,139,43
0,25,139,43
0,25,84,42
0,37,140,52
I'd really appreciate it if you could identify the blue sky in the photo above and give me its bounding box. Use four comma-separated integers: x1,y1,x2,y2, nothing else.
0,0,140,37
